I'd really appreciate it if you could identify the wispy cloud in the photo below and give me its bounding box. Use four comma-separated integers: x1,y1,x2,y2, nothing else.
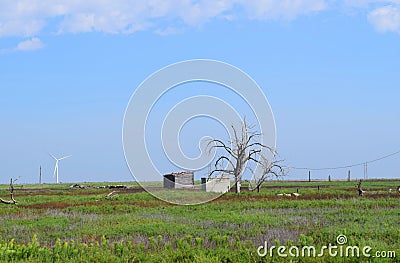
368,5,400,33
0,0,330,38
344,1,400,33
2,0,400,41
238,0,327,20
1,37,45,54
15,37,45,51
155,26,184,36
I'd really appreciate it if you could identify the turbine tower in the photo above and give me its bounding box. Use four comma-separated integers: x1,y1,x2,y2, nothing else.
50,154,71,184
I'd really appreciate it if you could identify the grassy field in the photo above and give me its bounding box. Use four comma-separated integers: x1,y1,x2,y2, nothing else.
0,180,399,262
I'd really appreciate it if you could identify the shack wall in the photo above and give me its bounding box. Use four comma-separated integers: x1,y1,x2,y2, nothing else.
201,176,231,193
163,171,194,189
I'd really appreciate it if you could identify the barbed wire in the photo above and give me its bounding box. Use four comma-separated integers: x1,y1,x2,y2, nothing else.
286,150,400,171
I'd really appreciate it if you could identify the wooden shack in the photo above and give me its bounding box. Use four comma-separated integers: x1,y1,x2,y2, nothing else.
163,171,194,189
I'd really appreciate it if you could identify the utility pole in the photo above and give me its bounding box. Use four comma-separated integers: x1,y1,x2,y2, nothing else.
347,170,351,182
363,163,368,180
39,166,42,184
308,171,311,182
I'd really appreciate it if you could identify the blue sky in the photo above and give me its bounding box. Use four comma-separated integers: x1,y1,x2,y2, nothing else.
1,0,399,184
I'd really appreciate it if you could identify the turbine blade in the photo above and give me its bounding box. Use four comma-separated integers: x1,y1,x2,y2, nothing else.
49,153,57,160
58,155,71,160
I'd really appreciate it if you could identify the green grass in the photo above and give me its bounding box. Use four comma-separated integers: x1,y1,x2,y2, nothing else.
0,180,399,262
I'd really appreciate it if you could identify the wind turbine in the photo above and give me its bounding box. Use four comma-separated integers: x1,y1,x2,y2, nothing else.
50,154,71,184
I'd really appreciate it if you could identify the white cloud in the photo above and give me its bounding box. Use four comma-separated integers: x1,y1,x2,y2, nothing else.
155,26,183,36
239,0,327,20
368,5,400,32
345,0,400,8
0,19,45,37
1,37,45,54
4,0,400,39
14,37,45,51
342,1,400,34
0,0,330,37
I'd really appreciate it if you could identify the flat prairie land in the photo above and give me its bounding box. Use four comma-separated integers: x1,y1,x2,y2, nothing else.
0,180,399,262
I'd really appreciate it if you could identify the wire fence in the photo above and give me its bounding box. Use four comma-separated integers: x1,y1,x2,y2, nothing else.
285,149,400,180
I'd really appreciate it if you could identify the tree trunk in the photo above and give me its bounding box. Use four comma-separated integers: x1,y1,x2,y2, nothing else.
235,180,241,194
257,185,261,193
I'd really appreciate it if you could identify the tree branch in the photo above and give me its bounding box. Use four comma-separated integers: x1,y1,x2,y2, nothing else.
214,156,235,169
245,132,262,145
209,169,234,178
208,139,237,158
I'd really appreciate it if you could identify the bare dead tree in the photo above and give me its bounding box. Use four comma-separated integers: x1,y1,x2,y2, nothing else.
0,178,18,205
208,119,274,194
249,154,286,192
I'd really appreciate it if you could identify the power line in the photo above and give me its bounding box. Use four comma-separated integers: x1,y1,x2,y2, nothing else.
287,149,400,171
